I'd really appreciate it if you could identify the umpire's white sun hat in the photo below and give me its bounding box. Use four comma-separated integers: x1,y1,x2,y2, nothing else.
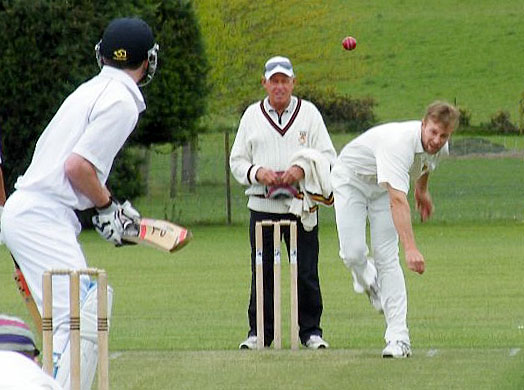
264,56,294,79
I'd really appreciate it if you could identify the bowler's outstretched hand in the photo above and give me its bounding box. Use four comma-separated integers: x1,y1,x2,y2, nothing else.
415,188,433,222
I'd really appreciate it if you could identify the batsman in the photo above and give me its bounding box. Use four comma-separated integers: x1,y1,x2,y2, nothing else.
1,17,159,389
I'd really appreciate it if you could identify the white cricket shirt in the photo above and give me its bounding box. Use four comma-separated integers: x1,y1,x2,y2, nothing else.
14,66,145,210
0,351,64,389
336,121,448,194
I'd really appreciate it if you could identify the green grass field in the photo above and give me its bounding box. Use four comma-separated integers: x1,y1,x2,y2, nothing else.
2,140,524,388
134,132,524,225
3,1,524,387
193,0,524,127
1,222,523,389
4,149,522,387
9,135,516,388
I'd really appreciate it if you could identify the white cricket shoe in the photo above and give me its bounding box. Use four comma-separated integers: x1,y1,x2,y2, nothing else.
365,275,383,314
351,265,383,314
305,335,329,349
239,335,257,350
382,340,412,358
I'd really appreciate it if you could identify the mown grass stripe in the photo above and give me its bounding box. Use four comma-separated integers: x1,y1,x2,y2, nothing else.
426,349,439,357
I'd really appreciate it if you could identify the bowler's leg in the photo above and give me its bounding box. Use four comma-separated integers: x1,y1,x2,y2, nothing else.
332,177,375,290
369,192,409,344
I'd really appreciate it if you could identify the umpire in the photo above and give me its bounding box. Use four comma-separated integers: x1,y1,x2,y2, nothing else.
230,56,336,349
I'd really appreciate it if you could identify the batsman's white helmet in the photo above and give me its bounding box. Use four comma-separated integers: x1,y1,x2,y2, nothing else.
95,17,159,86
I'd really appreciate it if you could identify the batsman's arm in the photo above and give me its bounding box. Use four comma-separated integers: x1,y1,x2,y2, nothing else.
387,184,425,274
64,153,112,208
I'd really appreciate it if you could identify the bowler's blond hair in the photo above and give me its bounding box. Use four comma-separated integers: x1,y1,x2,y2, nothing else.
423,101,460,129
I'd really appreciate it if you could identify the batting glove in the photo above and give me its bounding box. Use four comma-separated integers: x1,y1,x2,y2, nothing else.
92,199,141,246
119,201,141,237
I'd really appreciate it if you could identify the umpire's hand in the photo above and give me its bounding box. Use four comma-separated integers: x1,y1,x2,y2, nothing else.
256,168,282,186
280,165,304,185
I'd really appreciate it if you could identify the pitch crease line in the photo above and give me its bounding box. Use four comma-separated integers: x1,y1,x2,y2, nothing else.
110,352,124,360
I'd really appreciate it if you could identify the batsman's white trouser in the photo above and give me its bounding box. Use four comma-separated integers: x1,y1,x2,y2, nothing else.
330,165,409,344
1,190,91,360
56,282,113,390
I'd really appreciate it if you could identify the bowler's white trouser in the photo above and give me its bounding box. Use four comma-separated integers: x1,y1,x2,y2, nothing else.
1,190,91,356
331,165,409,343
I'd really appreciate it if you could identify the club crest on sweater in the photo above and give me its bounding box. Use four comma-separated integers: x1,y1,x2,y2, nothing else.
298,131,307,145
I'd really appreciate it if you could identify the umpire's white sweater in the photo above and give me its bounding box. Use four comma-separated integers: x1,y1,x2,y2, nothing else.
230,96,337,214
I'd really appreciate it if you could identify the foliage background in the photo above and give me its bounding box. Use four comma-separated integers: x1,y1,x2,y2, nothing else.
193,0,524,128
0,0,208,197
0,1,523,389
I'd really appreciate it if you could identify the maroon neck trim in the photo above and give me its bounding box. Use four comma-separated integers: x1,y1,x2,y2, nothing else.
260,98,302,136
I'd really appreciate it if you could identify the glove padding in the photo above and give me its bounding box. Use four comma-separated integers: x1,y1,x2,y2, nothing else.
92,200,140,246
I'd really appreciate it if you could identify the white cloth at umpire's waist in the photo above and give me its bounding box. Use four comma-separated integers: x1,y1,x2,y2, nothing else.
288,149,333,231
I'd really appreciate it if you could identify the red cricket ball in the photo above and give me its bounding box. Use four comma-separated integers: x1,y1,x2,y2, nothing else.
342,36,357,51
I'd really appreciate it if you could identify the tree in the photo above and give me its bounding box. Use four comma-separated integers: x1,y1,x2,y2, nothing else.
132,0,209,147
129,0,209,196
0,0,133,193
0,0,209,200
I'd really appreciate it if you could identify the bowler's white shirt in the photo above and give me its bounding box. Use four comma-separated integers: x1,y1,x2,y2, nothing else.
0,351,64,390
14,66,145,210
336,121,448,194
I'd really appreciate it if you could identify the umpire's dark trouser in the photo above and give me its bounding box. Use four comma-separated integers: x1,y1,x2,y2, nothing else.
247,210,323,346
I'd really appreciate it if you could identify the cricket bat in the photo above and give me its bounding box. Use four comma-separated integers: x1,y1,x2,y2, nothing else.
122,218,192,253
13,260,43,333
